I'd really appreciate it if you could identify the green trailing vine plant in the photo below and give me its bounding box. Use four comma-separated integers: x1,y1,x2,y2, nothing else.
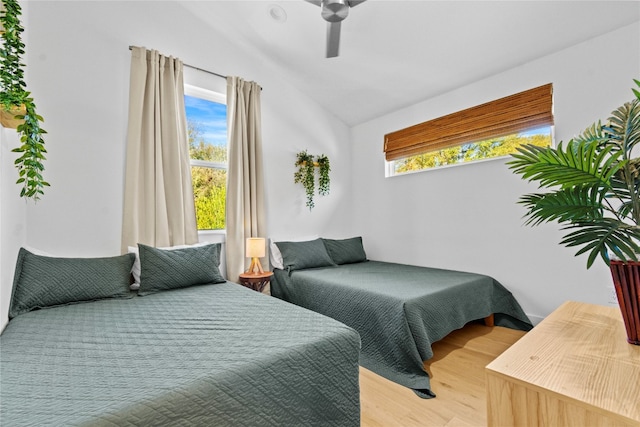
294,150,331,210
1,0,49,200
317,154,330,196
294,150,315,209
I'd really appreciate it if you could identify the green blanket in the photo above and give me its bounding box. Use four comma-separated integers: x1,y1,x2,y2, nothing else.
272,261,532,398
1,282,361,426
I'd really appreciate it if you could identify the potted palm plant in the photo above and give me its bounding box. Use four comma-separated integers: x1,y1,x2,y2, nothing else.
508,79,640,344
1,0,49,200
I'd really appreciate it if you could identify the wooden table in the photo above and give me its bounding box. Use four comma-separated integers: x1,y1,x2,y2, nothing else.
486,301,640,427
238,271,273,293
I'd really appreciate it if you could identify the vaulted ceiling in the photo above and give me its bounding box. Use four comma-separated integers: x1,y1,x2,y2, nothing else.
179,1,640,126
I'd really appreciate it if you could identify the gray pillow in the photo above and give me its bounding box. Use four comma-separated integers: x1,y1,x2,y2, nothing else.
322,237,368,265
137,243,225,295
9,248,135,319
275,238,336,271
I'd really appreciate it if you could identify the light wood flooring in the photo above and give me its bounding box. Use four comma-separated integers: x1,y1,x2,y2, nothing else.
359,323,527,427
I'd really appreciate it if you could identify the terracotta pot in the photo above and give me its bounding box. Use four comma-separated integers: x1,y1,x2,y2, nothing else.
609,260,640,345
0,104,26,129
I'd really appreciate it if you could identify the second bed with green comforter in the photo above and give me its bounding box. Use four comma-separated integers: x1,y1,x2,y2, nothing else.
271,256,532,398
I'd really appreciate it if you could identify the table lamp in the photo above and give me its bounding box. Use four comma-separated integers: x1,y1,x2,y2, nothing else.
245,237,265,274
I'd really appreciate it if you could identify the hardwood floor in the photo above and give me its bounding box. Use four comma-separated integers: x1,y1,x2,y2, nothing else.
359,323,527,427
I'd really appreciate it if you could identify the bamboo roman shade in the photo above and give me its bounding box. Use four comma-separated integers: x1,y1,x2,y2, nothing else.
384,83,554,161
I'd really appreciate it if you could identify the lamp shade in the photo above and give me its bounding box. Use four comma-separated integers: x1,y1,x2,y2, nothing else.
246,237,266,258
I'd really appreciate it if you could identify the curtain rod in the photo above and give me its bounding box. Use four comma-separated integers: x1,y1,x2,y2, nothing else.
128,45,226,79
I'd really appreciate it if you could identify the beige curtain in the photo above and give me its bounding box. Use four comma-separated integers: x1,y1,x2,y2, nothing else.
121,46,198,252
226,77,266,282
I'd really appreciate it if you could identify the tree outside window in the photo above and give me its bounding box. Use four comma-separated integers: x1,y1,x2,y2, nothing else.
385,84,554,176
185,89,227,230
393,127,552,175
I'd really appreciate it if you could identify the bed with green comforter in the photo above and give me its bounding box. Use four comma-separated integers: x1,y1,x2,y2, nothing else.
1,246,361,426
271,258,532,399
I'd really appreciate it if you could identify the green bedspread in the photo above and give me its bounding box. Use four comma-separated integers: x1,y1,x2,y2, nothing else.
271,261,532,398
0,282,361,426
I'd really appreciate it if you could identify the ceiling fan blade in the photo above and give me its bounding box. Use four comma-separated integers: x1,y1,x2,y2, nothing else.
306,0,364,7
326,21,341,58
306,0,364,8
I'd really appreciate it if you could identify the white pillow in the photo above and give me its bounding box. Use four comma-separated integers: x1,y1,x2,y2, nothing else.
269,235,319,270
128,242,211,289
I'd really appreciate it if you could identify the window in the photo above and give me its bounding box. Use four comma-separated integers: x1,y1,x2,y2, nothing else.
384,83,553,176
184,85,227,230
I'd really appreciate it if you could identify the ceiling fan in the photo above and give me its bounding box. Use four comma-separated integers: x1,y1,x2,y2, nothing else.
304,0,367,58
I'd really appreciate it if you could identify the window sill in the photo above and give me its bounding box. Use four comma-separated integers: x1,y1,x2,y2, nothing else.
198,229,226,242
386,154,512,178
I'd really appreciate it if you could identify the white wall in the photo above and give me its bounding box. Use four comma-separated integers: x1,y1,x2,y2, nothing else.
0,1,354,323
20,1,353,252
1,128,27,330
0,0,32,330
351,22,640,323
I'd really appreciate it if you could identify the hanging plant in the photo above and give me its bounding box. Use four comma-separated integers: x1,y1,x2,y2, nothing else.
294,150,316,209
294,150,331,210
0,0,49,200
317,154,330,196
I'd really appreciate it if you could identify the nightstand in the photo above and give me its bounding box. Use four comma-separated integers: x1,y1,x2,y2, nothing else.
238,271,274,293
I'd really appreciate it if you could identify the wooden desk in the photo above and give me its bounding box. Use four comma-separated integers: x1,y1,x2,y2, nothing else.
486,301,640,427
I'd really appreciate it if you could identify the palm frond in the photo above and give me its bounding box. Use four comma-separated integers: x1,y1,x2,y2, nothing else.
559,219,640,268
570,121,608,146
509,80,640,268
508,139,623,189
608,177,639,218
519,186,606,226
617,205,633,222
606,99,640,153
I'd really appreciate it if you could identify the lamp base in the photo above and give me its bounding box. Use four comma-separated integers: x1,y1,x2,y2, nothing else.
246,257,264,275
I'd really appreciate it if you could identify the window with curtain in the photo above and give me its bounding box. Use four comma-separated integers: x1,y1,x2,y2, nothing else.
384,83,554,176
184,84,228,230
121,46,198,251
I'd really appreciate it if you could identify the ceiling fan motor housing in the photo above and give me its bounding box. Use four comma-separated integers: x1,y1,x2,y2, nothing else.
322,0,349,22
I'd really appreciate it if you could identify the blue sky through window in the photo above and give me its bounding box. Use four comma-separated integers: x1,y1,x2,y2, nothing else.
519,126,551,137
185,95,227,147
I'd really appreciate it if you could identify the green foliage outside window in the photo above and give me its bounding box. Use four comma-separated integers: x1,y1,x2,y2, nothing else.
188,120,226,230
394,131,551,174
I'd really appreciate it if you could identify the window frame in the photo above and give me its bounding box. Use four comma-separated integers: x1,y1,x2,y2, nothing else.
387,126,554,176
184,84,228,232
384,84,554,176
